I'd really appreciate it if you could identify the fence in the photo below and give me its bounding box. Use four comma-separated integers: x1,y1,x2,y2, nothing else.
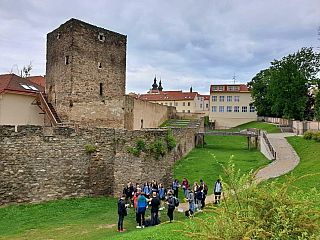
262,131,276,160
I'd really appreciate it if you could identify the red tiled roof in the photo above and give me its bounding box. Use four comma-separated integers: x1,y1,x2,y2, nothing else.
29,75,45,87
197,94,210,100
0,74,45,96
139,91,197,101
210,84,249,93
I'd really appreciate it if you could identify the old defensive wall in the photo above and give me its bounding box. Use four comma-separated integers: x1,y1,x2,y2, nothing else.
0,122,202,206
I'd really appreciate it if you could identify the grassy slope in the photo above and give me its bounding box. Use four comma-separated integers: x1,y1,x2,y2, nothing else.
270,136,320,192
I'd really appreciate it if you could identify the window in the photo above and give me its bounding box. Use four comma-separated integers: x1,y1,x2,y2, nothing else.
234,86,239,91
98,33,105,42
188,102,190,106
212,96,217,102
219,86,224,91
183,102,185,106
213,87,217,91
161,103,163,105
228,86,233,91
234,96,240,102
200,104,203,108
198,97,200,100
227,96,232,102
98,62,102,69
165,103,168,106
100,83,103,95
175,102,178,106
206,103,208,108
20,83,38,91
182,110,185,113
188,110,190,113
57,33,61,40
242,106,247,112
212,106,217,112
65,56,69,65
219,96,224,102
227,106,232,112
170,103,172,106
250,106,255,112
234,106,239,112
219,106,224,112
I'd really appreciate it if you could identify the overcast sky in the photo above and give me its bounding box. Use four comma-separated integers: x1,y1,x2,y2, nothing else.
0,0,319,95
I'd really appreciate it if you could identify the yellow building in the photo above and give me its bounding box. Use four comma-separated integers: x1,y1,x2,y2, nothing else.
138,90,198,113
209,84,257,128
0,74,45,130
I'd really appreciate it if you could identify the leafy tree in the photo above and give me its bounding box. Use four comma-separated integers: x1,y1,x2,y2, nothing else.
248,47,320,120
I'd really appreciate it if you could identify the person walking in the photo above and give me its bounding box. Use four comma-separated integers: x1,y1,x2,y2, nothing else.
181,177,190,199
186,188,195,215
136,192,148,228
172,179,181,198
193,182,199,208
165,192,176,222
150,191,160,226
214,179,223,204
117,194,127,232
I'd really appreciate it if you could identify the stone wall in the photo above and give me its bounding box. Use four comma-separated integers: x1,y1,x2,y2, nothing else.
0,124,199,206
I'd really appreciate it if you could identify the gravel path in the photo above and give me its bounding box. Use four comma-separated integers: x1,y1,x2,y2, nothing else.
177,133,300,212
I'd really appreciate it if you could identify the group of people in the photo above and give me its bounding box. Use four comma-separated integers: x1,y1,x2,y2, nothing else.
117,178,223,232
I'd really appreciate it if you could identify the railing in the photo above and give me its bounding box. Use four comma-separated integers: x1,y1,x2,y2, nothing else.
262,131,276,160
37,92,78,130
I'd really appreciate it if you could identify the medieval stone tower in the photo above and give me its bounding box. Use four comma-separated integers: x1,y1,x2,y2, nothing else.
46,18,127,127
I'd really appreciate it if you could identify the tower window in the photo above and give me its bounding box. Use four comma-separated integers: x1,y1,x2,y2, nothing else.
98,33,105,42
100,83,103,95
65,56,69,65
98,62,102,69
57,33,61,40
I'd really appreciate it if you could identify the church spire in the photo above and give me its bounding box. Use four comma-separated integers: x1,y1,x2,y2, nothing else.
158,78,163,91
152,75,158,90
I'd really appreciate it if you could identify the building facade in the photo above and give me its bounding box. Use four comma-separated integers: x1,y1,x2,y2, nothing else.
209,84,257,128
0,74,45,130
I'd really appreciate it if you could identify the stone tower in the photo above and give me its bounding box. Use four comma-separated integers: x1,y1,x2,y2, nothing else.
46,18,127,127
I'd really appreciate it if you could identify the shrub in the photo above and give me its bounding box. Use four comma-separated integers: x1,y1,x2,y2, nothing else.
135,138,145,151
172,157,320,239
154,140,167,160
311,131,320,141
303,131,314,140
85,145,97,153
165,134,177,151
126,146,140,156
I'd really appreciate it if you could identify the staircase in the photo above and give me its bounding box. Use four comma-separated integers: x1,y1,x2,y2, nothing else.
46,102,62,124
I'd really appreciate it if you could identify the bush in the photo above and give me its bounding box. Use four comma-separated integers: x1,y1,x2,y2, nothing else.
165,134,177,151
135,138,145,151
154,140,167,160
311,131,320,141
172,157,320,239
303,131,314,140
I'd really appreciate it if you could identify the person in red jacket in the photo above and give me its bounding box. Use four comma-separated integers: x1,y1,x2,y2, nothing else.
181,177,190,198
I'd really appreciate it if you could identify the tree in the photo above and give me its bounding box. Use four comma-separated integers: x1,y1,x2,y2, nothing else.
248,47,320,120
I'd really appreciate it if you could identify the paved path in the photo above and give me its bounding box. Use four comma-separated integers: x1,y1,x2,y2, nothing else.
177,133,300,212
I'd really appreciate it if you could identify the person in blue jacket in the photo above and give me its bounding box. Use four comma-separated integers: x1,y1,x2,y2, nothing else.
136,192,148,228
172,179,181,198
142,182,151,198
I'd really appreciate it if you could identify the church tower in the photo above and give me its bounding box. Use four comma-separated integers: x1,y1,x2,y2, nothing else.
46,18,127,127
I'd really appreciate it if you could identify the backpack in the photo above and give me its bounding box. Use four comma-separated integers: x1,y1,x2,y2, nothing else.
174,197,179,207
185,209,193,217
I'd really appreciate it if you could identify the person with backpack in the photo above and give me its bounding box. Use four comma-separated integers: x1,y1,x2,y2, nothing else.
117,194,128,232
136,192,148,228
150,191,160,226
172,179,181,198
165,192,176,222
200,179,208,209
186,187,194,215
214,179,223,204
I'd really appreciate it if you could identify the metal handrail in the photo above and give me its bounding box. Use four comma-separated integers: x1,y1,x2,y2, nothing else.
262,132,276,160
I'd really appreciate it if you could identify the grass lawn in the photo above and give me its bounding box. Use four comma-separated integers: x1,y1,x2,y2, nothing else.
214,121,281,133
268,136,320,193
159,119,198,128
173,135,270,203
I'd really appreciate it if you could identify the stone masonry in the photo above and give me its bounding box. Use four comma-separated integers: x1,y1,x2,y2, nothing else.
0,124,199,206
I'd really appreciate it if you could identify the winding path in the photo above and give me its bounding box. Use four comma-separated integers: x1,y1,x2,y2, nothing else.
177,132,300,211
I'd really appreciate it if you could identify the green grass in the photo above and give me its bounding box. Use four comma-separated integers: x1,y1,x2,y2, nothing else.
214,121,281,133
173,135,270,203
268,136,320,193
159,119,198,128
